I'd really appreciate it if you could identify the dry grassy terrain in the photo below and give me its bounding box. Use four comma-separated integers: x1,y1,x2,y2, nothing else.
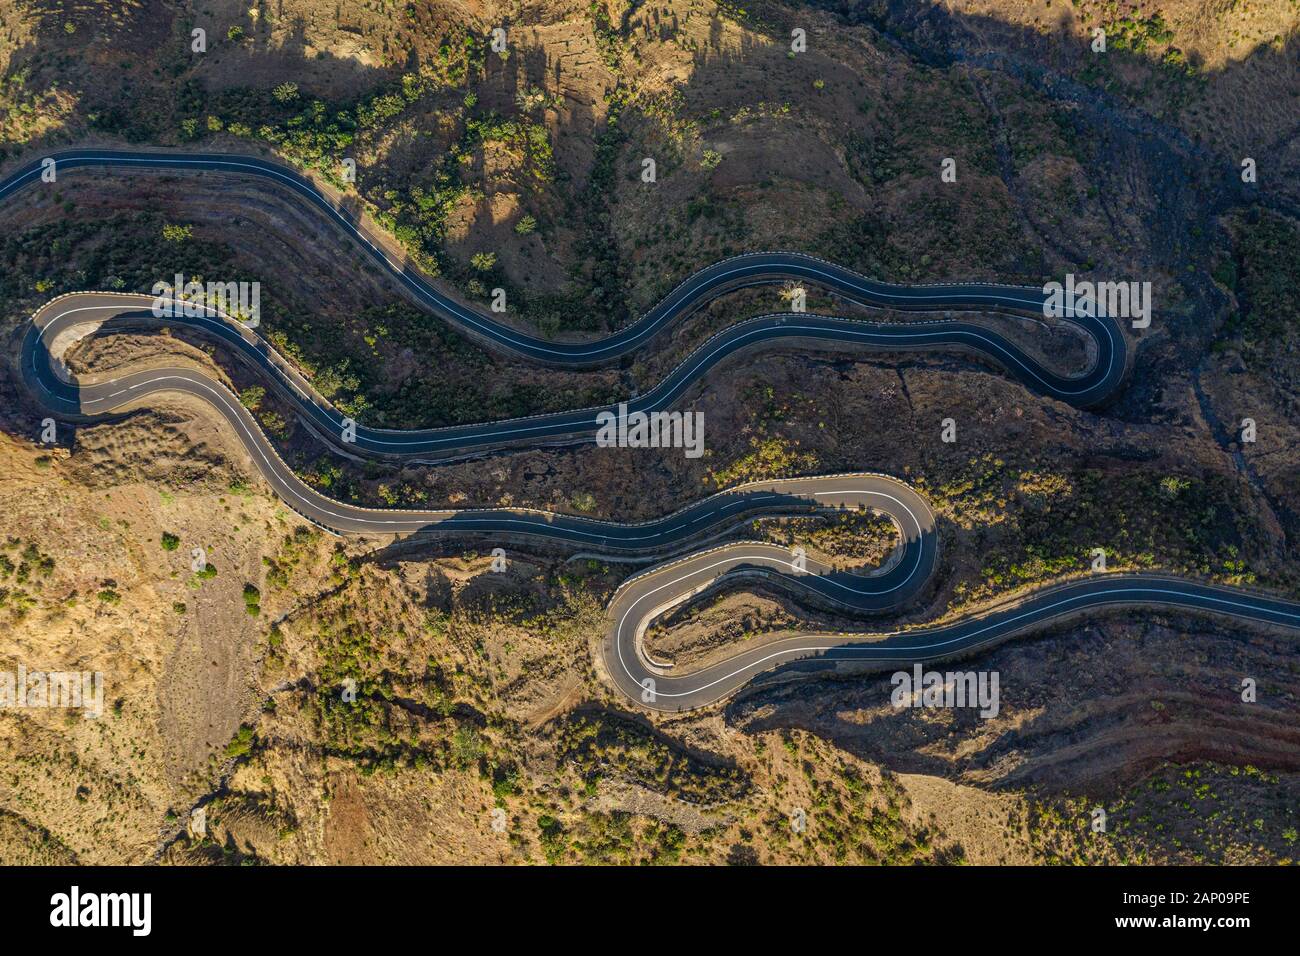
0,0,1297,864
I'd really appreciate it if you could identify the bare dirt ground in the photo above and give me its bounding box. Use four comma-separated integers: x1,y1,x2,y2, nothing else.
0,0,1298,864
0,383,387,861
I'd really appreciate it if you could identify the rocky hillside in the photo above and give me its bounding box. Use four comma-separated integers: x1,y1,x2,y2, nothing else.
0,0,1297,863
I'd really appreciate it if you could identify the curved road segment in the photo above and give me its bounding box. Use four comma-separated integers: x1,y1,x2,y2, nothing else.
3,149,1124,393
10,149,1300,711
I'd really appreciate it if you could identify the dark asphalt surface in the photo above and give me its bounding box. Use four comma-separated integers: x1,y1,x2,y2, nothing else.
607,572,1300,711
3,149,1124,383
11,149,1298,711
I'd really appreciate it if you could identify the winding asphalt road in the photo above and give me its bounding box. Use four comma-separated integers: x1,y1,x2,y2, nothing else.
9,148,1299,711
6,152,1130,459
2,149,1124,389
607,572,1300,711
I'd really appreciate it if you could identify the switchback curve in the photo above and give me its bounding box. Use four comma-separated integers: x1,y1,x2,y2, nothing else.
2,148,1125,395
9,151,1297,713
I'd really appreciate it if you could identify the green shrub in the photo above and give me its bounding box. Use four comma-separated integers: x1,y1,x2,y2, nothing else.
243,583,261,617
224,724,255,758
